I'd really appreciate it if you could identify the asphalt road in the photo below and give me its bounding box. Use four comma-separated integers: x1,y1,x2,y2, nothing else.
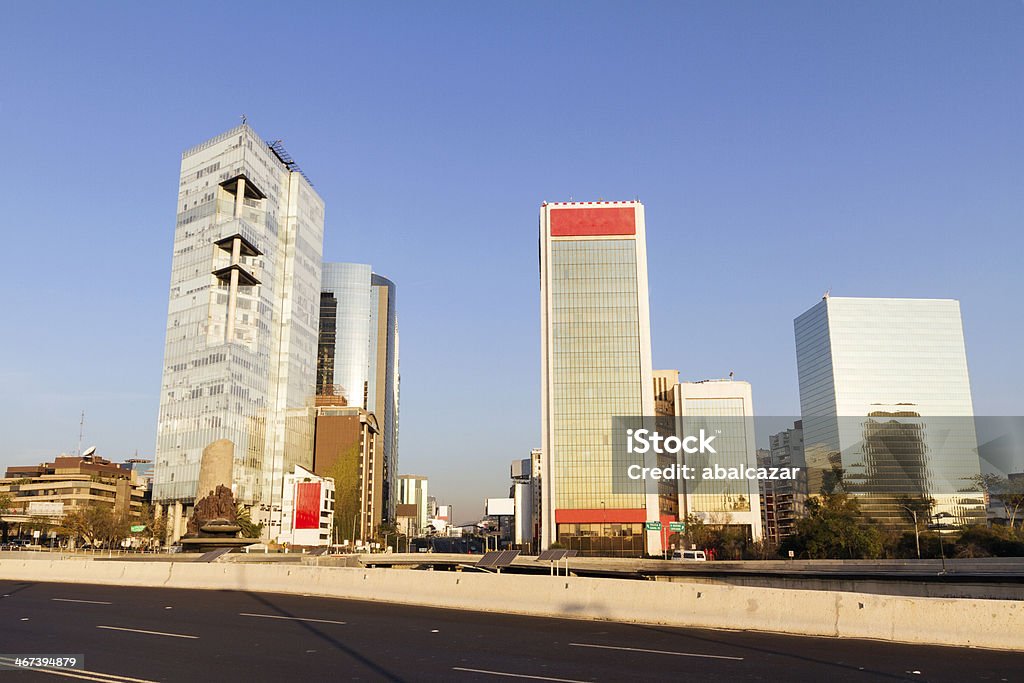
0,580,1019,682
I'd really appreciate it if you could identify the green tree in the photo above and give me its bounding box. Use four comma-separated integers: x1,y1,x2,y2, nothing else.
0,492,13,541
132,503,168,549
322,443,362,543
781,493,883,559
985,476,1024,528
954,525,1024,558
235,504,263,538
60,504,131,549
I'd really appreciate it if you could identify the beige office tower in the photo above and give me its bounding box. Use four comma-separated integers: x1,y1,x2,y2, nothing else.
154,124,325,539
539,201,661,557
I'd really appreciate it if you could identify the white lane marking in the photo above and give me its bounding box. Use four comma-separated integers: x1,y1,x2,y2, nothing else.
451,668,591,683
96,625,198,639
0,657,157,683
239,612,346,625
569,642,744,661
52,598,113,605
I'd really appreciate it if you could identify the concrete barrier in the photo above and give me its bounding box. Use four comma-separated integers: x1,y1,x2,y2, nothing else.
1,558,1020,651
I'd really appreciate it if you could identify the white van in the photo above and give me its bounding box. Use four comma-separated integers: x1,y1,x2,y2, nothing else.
671,549,707,561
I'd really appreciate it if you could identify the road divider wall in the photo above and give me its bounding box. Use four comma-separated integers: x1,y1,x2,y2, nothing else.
0,558,1020,650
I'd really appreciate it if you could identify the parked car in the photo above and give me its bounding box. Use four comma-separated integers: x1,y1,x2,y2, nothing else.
671,549,707,561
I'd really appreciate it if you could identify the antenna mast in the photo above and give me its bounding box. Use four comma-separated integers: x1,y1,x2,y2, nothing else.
77,410,85,456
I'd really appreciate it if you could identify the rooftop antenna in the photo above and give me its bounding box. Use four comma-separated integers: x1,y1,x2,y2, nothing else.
77,410,85,456
823,288,831,300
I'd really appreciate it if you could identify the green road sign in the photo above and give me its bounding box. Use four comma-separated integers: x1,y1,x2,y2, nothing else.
644,521,662,531
669,522,685,532
130,525,146,533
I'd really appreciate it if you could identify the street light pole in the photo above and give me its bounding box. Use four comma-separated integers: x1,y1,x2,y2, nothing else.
900,505,921,559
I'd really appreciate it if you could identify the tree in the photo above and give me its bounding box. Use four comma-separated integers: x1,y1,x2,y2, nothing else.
682,514,712,549
983,476,1024,528
0,492,13,542
60,504,131,549
235,504,263,538
781,493,883,559
136,503,168,549
954,525,1024,558
321,443,362,543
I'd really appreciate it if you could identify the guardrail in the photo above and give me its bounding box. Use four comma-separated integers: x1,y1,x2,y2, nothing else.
0,558,1020,651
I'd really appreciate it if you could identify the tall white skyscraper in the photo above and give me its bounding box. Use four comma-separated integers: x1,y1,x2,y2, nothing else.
154,124,325,536
539,201,659,557
794,296,985,526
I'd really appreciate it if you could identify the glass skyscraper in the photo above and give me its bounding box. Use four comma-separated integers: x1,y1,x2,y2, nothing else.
318,264,400,523
319,263,373,406
154,124,325,537
539,201,658,557
794,296,985,527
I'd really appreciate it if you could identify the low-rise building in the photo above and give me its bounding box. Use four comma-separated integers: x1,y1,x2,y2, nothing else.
278,465,335,547
1,453,147,524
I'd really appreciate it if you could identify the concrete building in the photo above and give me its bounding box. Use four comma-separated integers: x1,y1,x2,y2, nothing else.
759,421,808,542
153,124,325,539
539,201,658,557
397,475,428,534
530,448,543,549
318,263,400,523
795,296,986,528
279,465,335,547
1,454,148,525
662,377,765,543
312,404,379,542
510,458,537,551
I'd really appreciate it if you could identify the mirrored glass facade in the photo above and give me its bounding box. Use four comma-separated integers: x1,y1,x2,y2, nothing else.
369,274,400,522
317,265,400,523
550,239,645,511
795,297,985,527
154,125,324,536
319,263,373,406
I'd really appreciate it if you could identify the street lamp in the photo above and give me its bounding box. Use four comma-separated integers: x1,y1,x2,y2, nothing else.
930,512,954,575
900,505,921,559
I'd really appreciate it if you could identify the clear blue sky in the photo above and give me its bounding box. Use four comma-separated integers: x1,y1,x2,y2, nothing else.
2,2,1022,521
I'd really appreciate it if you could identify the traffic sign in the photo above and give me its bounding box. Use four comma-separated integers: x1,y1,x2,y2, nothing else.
644,521,662,531
130,525,147,533
669,522,685,532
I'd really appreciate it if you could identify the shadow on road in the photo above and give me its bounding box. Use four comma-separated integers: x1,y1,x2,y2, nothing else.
239,590,407,682
625,622,916,680
0,581,37,598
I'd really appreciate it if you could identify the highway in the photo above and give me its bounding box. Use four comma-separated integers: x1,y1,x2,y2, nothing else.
0,580,1019,682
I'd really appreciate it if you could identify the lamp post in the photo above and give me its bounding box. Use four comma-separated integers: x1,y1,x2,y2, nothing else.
600,501,607,552
931,511,954,575
900,505,921,559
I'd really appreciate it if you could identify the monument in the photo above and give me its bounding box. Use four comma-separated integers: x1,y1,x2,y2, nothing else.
179,440,260,552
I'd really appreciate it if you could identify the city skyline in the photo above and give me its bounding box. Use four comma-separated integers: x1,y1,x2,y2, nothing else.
2,3,1022,519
